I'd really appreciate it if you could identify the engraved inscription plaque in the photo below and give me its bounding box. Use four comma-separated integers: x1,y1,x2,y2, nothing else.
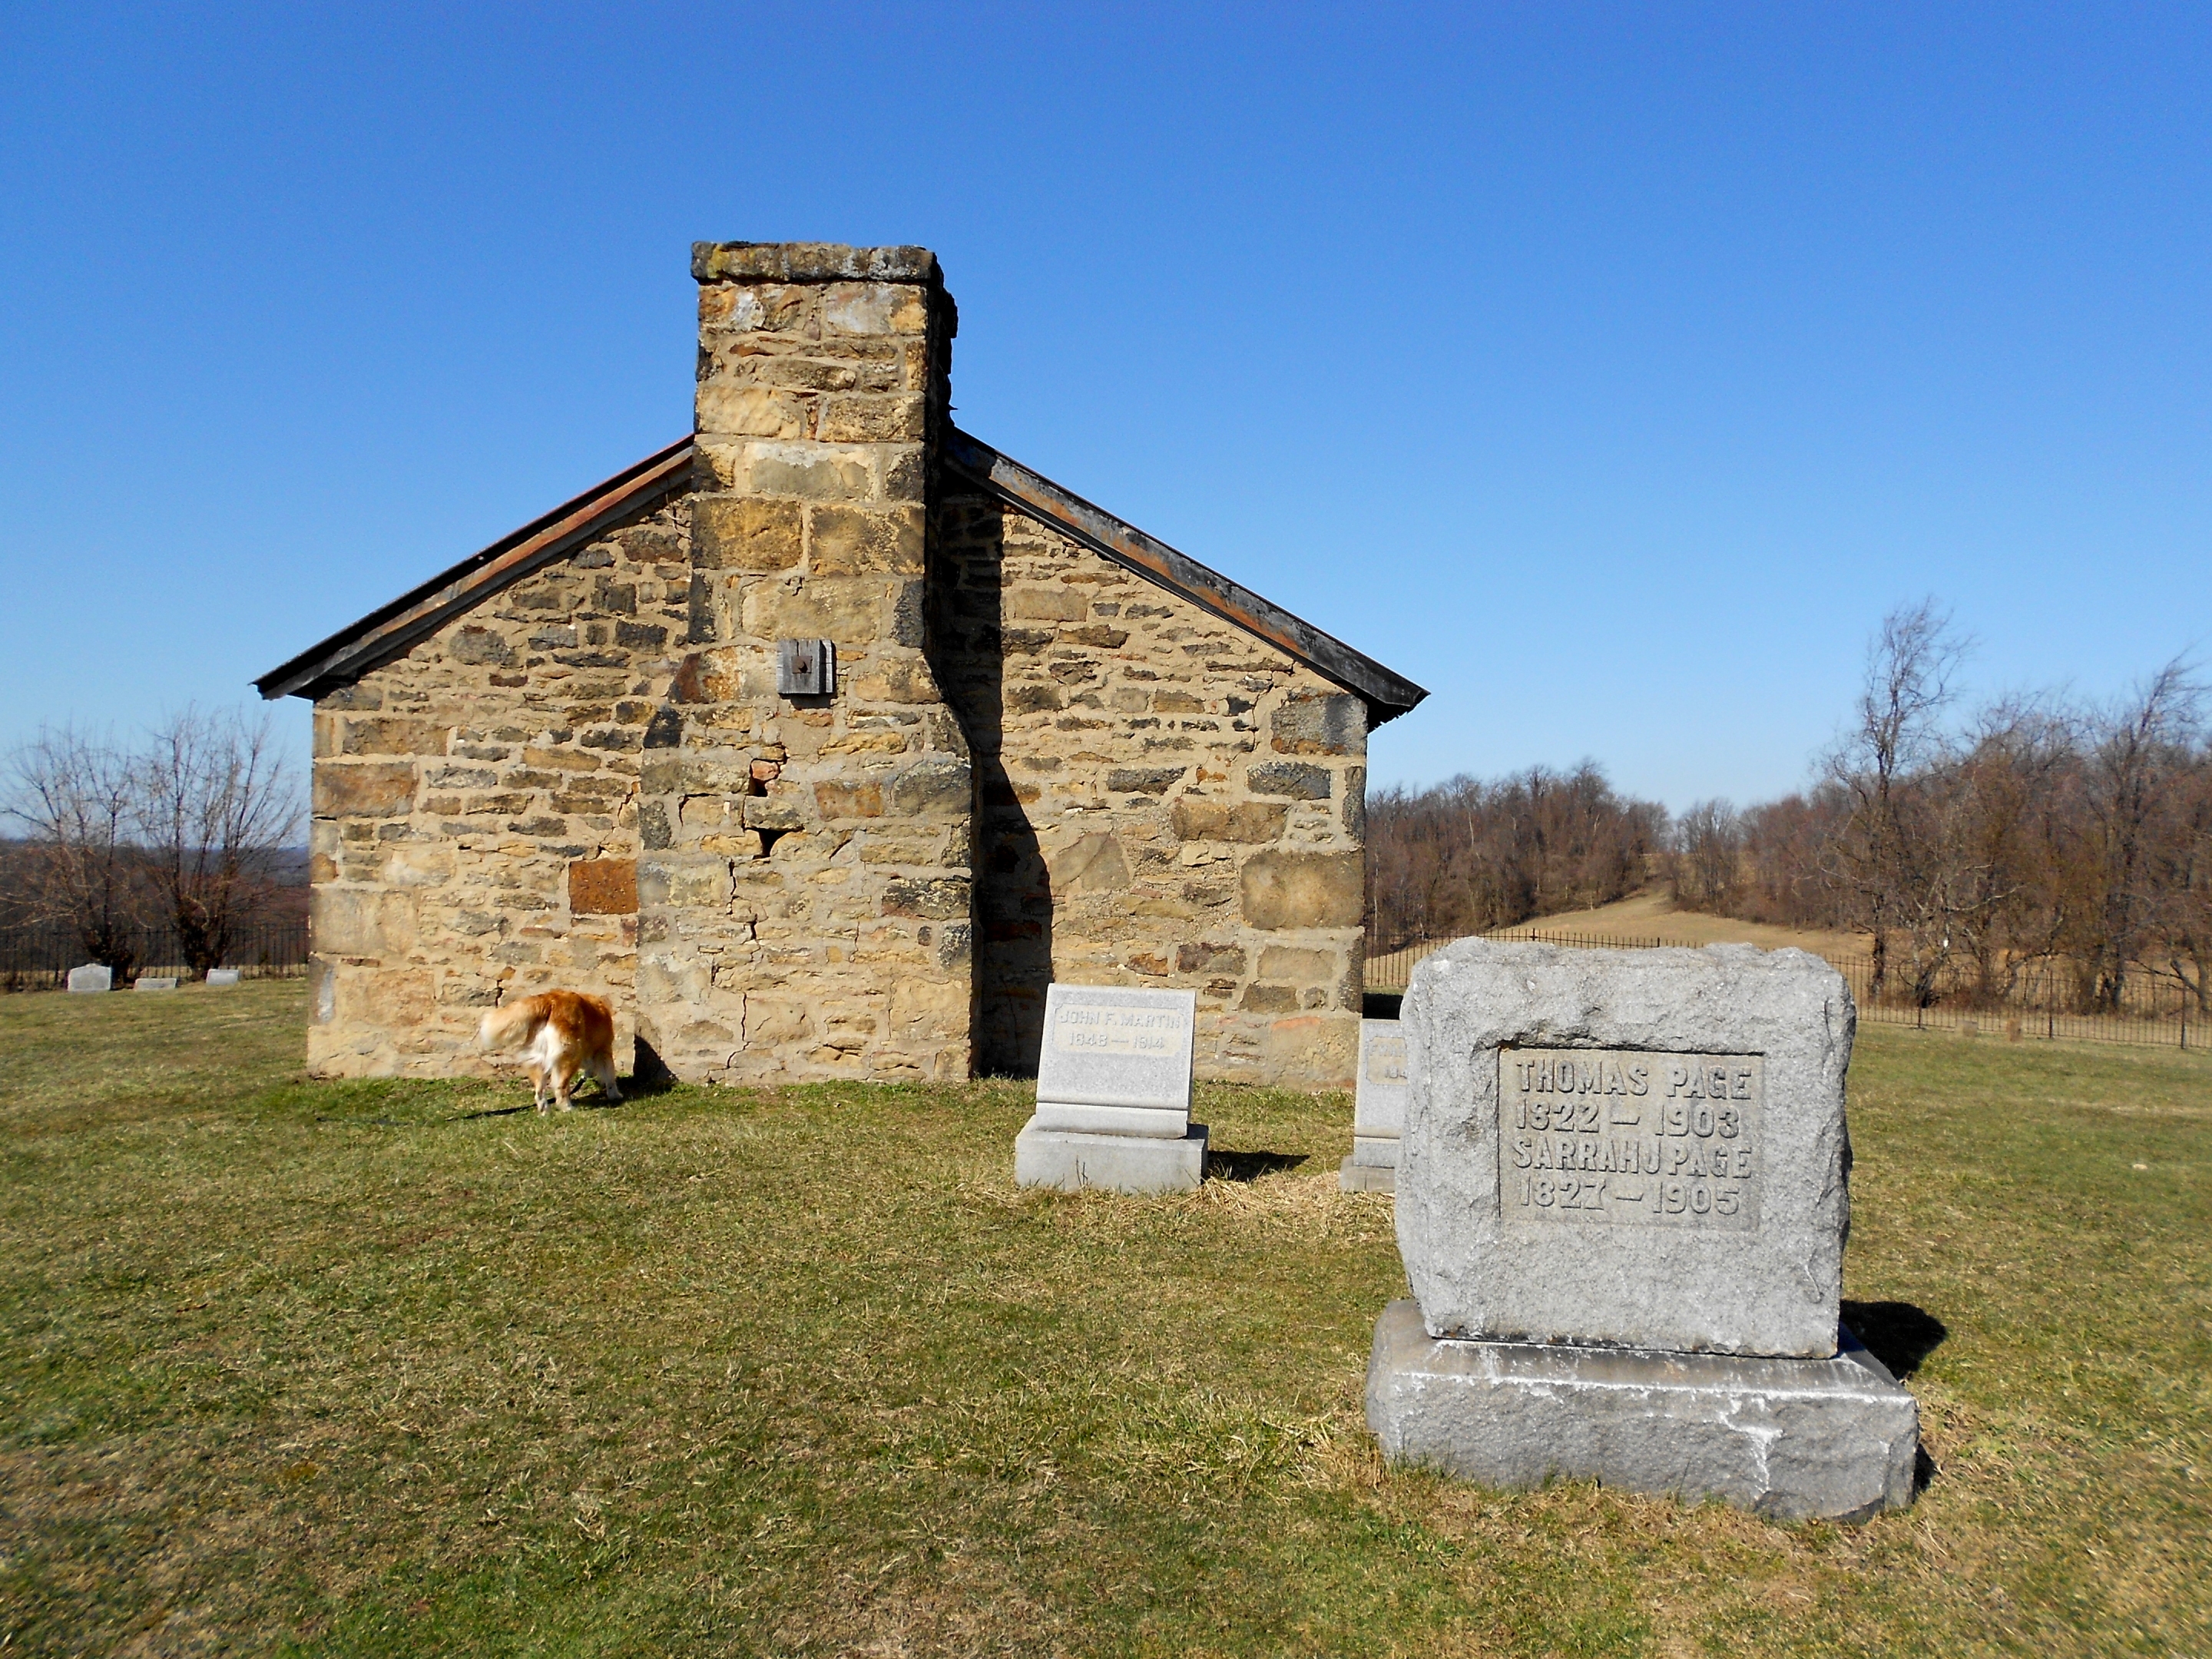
1048,1000,1188,1058
1498,1048,1763,1231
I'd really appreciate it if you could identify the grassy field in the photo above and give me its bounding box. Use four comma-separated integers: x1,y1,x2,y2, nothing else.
1,984,2207,1657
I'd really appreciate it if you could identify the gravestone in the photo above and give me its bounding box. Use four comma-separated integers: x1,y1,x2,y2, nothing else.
1015,984,1205,1194
67,964,111,994
1340,1018,1408,1193
134,976,179,992
1366,939,1919,1522
205,969,241,987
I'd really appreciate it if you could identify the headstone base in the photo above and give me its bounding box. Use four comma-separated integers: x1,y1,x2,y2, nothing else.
1031,1100,1188,1137
1339,1156,1396,1194
1015,1117,1207,1195
1366,1300,1918,1522
1350,1134,1399,1167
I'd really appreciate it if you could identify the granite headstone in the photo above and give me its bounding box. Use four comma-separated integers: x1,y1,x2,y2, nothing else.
1366,939,1919,1522
67,964,111,994
134,976,179,992
1016,984,1206,1194
206,968,241,987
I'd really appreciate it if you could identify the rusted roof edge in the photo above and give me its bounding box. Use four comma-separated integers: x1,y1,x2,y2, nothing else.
255,426,1431,728
943,429,1428,726
253,436,696,702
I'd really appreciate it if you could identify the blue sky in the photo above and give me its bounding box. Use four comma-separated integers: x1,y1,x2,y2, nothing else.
2,4,2206,811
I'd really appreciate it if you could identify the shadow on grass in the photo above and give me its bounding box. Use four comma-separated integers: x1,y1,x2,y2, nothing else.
449,1101,539,1122
305,1080,642,1128
1840,1300,1948,1495
1914,1445,1941,1495
452,1084,644,1121
1842,1299,1949,1379
1208,1150,1309,1183
617,1066,680,1100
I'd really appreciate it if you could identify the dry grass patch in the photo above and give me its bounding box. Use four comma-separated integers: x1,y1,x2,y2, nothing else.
1,984,2207,1654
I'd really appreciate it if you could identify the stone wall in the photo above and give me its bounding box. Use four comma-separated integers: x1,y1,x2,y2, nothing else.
627,243,973,1084
306,502,687,1076
936,492,1367,1089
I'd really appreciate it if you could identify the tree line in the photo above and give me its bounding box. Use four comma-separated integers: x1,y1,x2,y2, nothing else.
1670,603,2208,1016
2,708,303,981
1366,762,1667,951
1366,603,2208,1020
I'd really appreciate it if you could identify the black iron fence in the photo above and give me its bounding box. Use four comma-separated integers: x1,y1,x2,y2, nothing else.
1366,931,2203,1051
0,921,310,992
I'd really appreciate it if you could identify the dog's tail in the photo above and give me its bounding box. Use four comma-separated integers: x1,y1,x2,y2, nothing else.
478,997,542,1052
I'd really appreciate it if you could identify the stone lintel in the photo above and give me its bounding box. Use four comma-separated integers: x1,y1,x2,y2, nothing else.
691,241,940,286
1366,1300,1919,1523
1015,1118,1208,1195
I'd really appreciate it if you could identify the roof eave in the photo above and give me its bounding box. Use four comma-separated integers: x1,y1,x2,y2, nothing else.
253,436,697,701
253,426,1431,731
942,429,1428,727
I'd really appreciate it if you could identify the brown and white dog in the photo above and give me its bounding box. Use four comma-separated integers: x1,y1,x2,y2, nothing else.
478,990,622,1112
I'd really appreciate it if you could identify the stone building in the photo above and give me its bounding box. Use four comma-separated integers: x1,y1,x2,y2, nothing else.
257,242,1426,1090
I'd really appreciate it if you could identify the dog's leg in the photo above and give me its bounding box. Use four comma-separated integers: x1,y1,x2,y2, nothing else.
555,1065,576,1111
594,1051,623,1102
527,1063,548,1114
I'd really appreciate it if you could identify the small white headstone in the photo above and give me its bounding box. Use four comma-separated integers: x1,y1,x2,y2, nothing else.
1352,1019,1409,1167
134,976,179,992
205,969,241,987
68,964,112,994
1031,983,1196,1136
1017,984,1207,1194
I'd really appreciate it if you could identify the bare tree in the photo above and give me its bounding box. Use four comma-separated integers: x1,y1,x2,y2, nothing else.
2149,740,2212,1014
136,707,303,978
2,726,149,978
1821,601,1973,1001
1671,799,1742,912
1732,788,1850,930
2072,661,2202,1012
1942,698,2071,1004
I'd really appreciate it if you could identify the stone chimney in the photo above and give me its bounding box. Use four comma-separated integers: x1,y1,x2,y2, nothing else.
632,243,972,1084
